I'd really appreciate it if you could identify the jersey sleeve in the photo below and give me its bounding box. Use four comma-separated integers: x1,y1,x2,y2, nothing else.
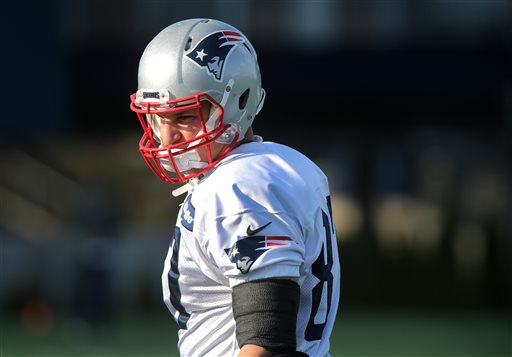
204,210,305,287
188,146,320,288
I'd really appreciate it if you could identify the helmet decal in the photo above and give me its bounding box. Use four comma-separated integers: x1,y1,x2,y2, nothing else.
185,31,247,81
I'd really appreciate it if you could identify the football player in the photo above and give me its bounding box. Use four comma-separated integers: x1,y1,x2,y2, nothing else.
130,18,340,357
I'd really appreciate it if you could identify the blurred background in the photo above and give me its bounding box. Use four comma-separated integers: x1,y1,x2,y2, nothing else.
1,0,511,356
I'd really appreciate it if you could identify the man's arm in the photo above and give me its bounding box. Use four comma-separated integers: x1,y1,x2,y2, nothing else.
238,343,308,357
238,344,270,357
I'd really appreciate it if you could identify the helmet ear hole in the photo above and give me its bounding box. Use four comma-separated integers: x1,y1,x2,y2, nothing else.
239,89,250,110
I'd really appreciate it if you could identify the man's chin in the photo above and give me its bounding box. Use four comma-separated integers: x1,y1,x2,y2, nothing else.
165,166,201,177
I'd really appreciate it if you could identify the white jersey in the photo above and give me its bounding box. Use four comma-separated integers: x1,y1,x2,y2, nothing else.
162,137,340,357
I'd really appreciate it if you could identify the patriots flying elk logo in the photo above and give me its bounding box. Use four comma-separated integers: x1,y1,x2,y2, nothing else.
185,30,249,81
224,235,292,274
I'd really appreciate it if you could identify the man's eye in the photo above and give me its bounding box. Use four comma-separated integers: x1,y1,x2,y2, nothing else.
178,115,196,122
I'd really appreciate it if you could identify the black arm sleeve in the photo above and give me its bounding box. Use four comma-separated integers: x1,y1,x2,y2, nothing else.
232,278,307,356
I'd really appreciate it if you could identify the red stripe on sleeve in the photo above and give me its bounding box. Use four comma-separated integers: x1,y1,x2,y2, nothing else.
266,236,292,241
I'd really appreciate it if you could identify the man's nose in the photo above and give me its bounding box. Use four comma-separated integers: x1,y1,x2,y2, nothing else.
159,123,182,146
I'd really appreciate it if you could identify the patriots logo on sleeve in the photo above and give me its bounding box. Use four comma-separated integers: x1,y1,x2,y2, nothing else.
185,30,249,81
224,235,292,274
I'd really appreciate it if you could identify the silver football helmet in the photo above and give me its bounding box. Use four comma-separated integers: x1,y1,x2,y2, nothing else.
130,18,265,183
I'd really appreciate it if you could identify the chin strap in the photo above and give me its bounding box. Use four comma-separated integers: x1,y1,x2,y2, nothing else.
256,88,266,115
171,176,201,197
207,79,235,131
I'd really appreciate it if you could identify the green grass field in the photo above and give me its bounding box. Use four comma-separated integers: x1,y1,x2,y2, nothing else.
1,308,510,356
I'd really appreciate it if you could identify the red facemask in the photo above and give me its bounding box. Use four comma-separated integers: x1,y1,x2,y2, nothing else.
130,92,239,183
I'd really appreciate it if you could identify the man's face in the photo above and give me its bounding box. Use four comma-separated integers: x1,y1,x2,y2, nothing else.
154,100,226,166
